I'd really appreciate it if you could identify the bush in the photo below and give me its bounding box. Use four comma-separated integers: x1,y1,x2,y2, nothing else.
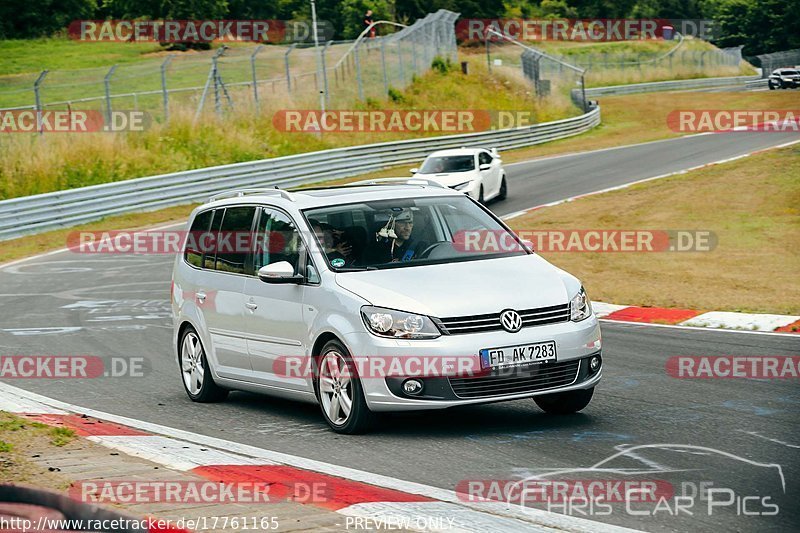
431,56,453,74
387,86,405,103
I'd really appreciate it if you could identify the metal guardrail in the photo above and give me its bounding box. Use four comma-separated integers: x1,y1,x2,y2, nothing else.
578,75,761,97
0,106,600,241
745,78,770,90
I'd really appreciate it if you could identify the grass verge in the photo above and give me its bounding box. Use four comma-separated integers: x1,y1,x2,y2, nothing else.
0,411,76,485
508,145,800,315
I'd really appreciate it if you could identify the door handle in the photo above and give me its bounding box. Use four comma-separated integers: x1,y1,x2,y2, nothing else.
196,291,207,303
245,302,258,311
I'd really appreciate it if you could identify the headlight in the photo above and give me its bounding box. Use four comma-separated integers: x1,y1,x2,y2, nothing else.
453,181,472,190
361,306,441,339
570,287,592,322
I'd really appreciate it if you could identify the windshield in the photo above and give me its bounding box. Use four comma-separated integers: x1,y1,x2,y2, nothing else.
419,155,475,173
302,195,527,270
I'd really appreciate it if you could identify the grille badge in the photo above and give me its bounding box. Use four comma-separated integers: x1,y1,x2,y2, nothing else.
500,309,523,333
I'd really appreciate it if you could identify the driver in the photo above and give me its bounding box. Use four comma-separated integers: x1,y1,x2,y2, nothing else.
371,209,428,263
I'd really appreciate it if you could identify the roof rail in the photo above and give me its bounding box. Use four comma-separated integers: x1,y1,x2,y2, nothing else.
209,188,295,202
345,177,448,189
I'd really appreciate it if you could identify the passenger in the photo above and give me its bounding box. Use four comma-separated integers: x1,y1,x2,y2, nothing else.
310,220,354,266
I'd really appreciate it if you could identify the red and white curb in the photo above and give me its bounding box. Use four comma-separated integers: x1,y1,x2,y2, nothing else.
0,382,638,533
592,301,800,333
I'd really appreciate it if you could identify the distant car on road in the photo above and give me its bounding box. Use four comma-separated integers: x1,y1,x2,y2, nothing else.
411,147,508,203
768,68,800,89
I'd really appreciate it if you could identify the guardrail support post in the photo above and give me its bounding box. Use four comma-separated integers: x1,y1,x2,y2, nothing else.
104,65,117,125
250,45,264,112
160,55,173,122
33,70,48,135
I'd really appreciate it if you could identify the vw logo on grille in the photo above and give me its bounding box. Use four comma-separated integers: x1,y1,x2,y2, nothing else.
500,310,523,333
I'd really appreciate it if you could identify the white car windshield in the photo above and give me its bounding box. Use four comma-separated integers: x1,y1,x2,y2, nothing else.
419,155,475,173
303,195,527,270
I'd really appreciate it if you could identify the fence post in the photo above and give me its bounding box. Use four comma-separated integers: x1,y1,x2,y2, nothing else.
250,45,264,112
380,37,389,94
160,55,173,122
321,40,333,106
485,31,491,73
285,44,297,92
33,70,48,135
354,40,364,100
396,38,405,85
104,65,117,125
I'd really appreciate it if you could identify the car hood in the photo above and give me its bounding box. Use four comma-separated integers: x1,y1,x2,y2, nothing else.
334,254,576,318
414,171,479,187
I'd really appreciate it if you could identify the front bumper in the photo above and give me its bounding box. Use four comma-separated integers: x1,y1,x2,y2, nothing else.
342,315,601,411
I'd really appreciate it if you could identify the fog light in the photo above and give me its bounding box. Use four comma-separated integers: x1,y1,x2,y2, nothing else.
590,356,601,372
402,379,423,395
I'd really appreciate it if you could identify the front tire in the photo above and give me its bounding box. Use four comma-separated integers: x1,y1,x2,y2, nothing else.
314,340,374,434
534,387,594,414
179,327,228,403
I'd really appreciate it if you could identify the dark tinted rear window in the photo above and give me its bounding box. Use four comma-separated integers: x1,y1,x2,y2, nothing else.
184,210,213,268
214,206,256,274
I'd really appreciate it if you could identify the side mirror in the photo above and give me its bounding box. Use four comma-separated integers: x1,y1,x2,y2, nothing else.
410,167,419,174
257,261,304,284
479,163,491,171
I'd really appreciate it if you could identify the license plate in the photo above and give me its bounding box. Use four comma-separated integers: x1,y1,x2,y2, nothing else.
480,341,557,370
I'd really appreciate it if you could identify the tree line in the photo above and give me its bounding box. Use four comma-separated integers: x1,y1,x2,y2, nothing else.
0,0,796,57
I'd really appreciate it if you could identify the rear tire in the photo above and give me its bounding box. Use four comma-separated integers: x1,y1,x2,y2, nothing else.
179,327,228,403
534,387,594,414
497,177,508,201
314,339,375,434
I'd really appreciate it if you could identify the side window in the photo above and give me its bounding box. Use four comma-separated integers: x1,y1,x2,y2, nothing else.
479,151,492,166
253,208,304,275
204,209,224,269
214,206,256,274
184,210,213,268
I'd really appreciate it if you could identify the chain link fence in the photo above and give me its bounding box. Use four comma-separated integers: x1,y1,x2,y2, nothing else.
484,29,588,112
756,48,800,76
0,10,460,127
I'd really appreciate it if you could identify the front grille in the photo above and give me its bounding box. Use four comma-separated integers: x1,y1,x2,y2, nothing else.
436,303,570,335
448,359,580,399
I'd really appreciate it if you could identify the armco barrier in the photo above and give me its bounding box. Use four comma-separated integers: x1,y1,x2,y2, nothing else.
577,75,761,98
0,106,600,241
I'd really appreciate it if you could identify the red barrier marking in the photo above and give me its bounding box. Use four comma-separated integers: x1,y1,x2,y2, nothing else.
775,319,800,333
603,306,702,324
22,414,148,437
192,465,433,511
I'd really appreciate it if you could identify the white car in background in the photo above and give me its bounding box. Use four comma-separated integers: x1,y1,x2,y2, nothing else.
411,147,508,203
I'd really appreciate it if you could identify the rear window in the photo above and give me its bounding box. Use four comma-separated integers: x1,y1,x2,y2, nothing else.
420,155,475,173
214,206,256,274
184,210,213,268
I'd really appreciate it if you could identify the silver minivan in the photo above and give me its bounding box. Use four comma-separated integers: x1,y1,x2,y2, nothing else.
171,180,602,433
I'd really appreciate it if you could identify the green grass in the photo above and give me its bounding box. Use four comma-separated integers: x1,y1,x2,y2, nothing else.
0,60,562,200
0,37,164,74
0,440,12,452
